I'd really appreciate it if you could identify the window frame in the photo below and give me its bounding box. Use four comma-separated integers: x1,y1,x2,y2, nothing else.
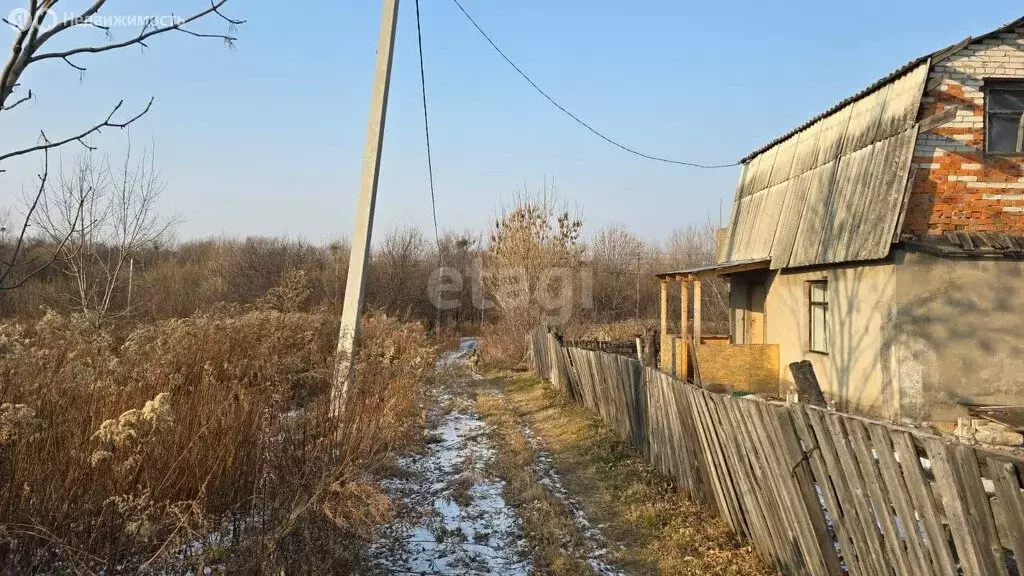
808,280,829,355
984,79,1024,157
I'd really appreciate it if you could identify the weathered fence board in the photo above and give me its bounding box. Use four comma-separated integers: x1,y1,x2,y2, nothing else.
526,336,1024,576
892,431,959,576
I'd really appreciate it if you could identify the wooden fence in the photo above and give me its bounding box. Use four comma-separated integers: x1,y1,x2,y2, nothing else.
527,327,1024,576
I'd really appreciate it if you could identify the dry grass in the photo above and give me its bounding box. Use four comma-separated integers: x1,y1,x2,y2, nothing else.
481,373,774,576
0,304,436,573
479,319,534,370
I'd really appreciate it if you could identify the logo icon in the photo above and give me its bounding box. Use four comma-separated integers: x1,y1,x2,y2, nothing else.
6,8,31,29
5,8,59,32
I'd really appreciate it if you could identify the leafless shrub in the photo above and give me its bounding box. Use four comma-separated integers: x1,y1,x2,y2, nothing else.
367,225,432,320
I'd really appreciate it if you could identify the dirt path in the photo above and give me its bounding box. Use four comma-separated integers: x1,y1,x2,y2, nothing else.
370,340,532,575
370,397,531,574
370,345,771,575
475,372,774,576
477,387,627,575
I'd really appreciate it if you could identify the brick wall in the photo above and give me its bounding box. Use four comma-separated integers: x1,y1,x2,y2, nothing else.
905,27,1024,235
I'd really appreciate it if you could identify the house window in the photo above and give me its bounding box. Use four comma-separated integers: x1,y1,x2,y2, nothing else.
809,281,829,354
986,80,1024,155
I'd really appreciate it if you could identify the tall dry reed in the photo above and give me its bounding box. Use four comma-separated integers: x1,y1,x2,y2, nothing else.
0,306,435,573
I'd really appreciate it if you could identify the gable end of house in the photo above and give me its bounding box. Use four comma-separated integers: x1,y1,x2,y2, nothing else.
719,16,1024,271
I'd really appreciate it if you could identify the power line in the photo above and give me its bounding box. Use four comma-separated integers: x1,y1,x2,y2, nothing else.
449,0,739,170
415,0,441,251
416,0,447,333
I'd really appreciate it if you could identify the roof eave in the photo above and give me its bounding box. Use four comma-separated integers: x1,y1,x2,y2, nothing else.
655,258,770,280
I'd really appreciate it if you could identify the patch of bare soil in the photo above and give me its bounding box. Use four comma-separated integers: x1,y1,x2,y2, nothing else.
477,372,775,576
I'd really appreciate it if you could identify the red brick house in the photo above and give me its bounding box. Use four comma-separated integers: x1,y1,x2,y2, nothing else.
658,16,1024,423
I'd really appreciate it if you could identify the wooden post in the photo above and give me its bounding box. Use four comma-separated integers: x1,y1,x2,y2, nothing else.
680,277,689,379
693,278,702,344
659,279,668,337
333,0,401,415
680,277,689,339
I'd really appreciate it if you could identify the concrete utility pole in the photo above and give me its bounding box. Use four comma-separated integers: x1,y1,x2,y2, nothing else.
332,0,401,415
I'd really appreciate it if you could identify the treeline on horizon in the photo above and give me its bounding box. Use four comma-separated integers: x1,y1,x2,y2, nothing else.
0,221,728,335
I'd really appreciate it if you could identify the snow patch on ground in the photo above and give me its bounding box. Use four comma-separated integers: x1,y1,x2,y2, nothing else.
373,339,622,575
371,339,530,575
518,420,627,576
435,337,479,367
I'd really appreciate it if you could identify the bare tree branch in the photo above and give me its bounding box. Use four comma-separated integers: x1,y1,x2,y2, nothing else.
60,56,86,73
0,0,242,132
34,0,111,45
0,150,48,287
0,148,85,290
0,1,241,290
0,98,153,168
2,88,32,111
29,1,245,66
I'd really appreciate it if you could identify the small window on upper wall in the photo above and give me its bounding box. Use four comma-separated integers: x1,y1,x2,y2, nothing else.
986,80,1024,155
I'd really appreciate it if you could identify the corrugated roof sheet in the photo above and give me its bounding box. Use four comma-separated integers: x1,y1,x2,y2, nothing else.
738,16,1024,164
716,16,1024,273
719,65,927,268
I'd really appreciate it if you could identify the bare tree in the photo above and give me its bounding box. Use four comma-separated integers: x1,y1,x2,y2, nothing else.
34,142,178,321
481,188,584,364
367,225,432,318
0,0,242,287
589,224,646,321
434,231,481,325
485,189,583,320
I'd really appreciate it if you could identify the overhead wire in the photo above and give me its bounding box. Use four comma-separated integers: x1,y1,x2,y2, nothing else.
415,0,448,333
449,0,740,170
415,0,441,251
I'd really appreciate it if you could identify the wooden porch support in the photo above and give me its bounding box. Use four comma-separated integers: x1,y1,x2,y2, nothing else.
680,277,689,339
659,279,668,336
680,277,690,379
693,278,702,344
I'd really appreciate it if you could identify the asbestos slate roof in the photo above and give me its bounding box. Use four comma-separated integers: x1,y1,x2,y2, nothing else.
718,16,1024,272
719,63,928,269
739,16,1024,164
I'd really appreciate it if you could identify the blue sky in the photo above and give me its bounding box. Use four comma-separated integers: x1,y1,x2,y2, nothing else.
0,1,1021,244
